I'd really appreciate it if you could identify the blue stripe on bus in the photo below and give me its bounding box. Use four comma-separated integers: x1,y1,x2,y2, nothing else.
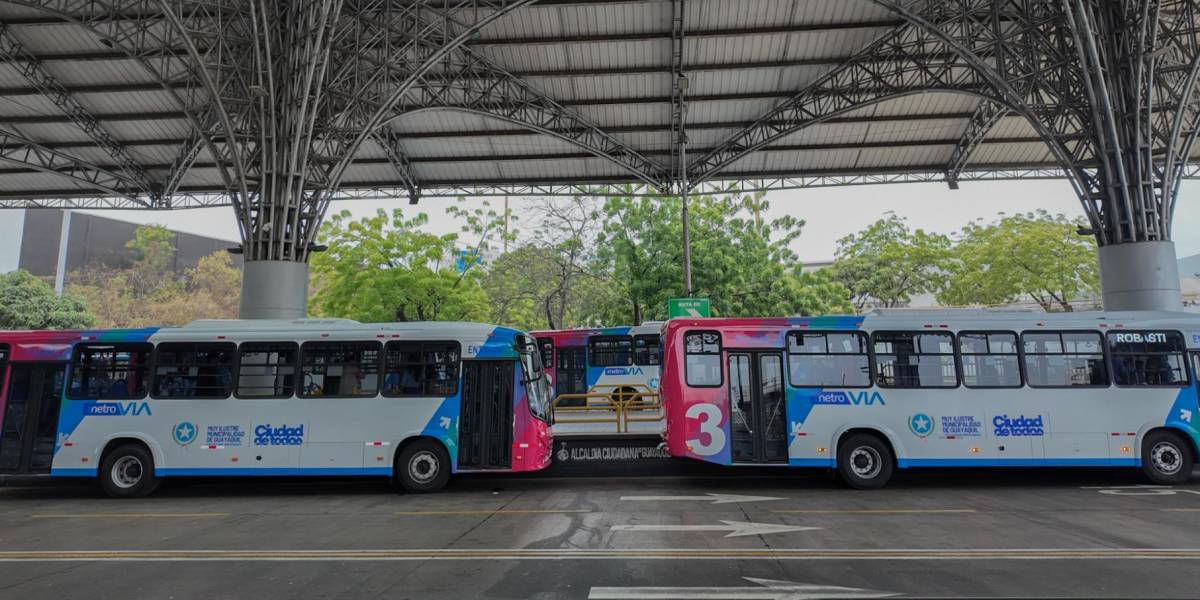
53,467,395,477
156,467,394,477
897,458,1139,468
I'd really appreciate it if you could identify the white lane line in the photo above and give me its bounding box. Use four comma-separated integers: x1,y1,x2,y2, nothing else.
620,494,785,505
611,521,819,537
588,577,897,599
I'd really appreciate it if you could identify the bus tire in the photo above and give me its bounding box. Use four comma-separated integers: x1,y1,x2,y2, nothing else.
396,440,451,493
1141,430,1194,485
99,443,161,499
836,433,894,490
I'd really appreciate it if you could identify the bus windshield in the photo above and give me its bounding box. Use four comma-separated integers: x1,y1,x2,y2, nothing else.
517,335,552,422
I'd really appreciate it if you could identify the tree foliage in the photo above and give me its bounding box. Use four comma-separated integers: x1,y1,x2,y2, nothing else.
830,213,953,311
938,211,1099,311
592,190,852,323
68,225,241,327
0,269,95,330
310,201,511,322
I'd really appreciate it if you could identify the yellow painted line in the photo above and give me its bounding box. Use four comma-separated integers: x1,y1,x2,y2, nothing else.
31,513,229,519
394,509,592,516
1162,508,1200,512
770,509,976,514
0,548,1198,561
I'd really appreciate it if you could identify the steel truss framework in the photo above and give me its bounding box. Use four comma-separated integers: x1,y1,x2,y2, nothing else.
0,0,1198,256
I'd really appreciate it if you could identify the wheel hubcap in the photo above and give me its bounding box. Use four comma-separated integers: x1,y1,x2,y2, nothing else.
1151,441,1183,475
409,451,439,484
111,456,144,489
849,446,882,479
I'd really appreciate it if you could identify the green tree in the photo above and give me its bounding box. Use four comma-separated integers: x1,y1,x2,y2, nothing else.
482,196,605,330
0,269,94,330
939,211,1099,311
592,189,852,323
830,213,952,311
68,225,242,328
310,200,509,322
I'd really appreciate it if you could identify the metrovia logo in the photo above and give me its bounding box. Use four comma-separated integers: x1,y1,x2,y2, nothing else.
83,401,152,417
603,367,645,376
813,391,885,406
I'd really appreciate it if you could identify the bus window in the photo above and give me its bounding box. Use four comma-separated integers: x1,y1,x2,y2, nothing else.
300,341,381,398
68,343,151,399
382,342,461,397
1107,330,1188,387
589,336,633,367
537,337,554,368
786,331,870,387
958,332,1022,388
872,332,957,388
634,335,662,366
684,331,722,387
1022,331,1108,387
153,342,236,399
236,342,298,398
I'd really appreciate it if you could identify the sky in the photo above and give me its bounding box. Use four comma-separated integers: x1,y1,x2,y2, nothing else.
67,178,1200,264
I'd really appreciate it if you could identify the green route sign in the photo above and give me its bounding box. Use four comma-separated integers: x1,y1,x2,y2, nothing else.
668,298,711,318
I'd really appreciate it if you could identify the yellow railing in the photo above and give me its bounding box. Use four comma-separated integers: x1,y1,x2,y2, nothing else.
551,384,663,433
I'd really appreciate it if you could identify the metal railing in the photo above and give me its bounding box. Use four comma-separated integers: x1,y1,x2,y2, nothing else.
551,384,663,433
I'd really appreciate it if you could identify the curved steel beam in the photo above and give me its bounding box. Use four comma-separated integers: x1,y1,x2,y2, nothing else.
0,128,139,198
945,100,1009,187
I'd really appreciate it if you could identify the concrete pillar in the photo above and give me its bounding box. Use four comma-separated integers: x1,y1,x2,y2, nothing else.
239,260,309,319
1098,241,1182,312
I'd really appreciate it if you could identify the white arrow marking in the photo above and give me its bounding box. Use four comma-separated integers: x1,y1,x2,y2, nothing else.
685,308,702,317
620,493,785,505
439,416,452,429
1182,408,1193,423
611,520,819,538
588,577,896,599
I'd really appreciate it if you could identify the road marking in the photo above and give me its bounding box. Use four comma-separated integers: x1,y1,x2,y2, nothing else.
0,548,1198,562
620,493,784,505
611,521,819,538
589,577,896,599
1081,485,1200,496
770,509,975,515
1162,508,1200,512
30,513,229,519
394,509,591,516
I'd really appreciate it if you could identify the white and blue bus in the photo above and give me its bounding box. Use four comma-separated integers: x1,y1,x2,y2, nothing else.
532,323,664,409
662,310,1200,488
0,319,553,497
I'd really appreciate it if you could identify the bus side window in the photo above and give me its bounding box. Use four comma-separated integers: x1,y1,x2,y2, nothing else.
300,341,381,398
872,331,957,388
589,336,634,367
684,331,722,387
634,335,662,366
153,342,237,399
787,331,870,388
1107,330,1189,387
382,342,461,397
1021,331,1108,388
236,342,298,398
68,343,152,400
537,338,554,368
958,332,1022,388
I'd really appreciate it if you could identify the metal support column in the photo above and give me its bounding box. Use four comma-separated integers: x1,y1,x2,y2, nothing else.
670,0,693,297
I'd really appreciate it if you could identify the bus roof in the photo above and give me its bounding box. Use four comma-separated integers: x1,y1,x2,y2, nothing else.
664,310,1200,333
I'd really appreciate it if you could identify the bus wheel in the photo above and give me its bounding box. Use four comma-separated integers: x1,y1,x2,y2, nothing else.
836,433,894,490
396,440,451,493
99,444,161,498
1141,431,1194,485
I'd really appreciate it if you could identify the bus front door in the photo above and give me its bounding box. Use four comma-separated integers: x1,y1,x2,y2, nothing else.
458,360,514,470
555,347,587,407
727,352,788,464
0,363,66,474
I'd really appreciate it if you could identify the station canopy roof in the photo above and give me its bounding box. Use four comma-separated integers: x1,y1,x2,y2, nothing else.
1,0,1198,208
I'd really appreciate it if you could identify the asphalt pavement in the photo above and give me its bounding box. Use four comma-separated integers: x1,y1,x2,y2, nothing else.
0,466,1198,599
